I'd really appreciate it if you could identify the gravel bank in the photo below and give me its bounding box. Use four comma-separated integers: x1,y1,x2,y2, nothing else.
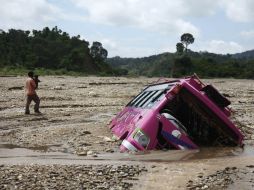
0,164,147,190
186,165,254,190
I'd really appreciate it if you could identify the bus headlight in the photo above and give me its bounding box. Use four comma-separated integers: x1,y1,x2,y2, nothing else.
133,129,150,148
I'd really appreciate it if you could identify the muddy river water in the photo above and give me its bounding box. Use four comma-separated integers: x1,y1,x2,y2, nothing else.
0,143,253,164
1,76,254,189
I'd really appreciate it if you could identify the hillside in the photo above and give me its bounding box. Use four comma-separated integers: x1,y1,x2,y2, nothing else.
232,49,254,59
107,50,254,78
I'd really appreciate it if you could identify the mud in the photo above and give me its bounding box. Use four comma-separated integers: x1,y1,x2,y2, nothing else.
0,76,254,189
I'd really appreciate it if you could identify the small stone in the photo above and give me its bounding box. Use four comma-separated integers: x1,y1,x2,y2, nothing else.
105,149,114,153
112,135,120,141
53,86,63,90
103,136,114,142
88,91,98,97
201,185,208,189
18,174,23,180
76,151,87,156
82,131,91,135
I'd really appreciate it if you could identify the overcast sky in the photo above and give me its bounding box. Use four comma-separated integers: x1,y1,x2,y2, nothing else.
1,0,254,57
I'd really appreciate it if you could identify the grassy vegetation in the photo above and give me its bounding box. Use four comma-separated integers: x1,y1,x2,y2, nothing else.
0,66,126,77
0,66,89,76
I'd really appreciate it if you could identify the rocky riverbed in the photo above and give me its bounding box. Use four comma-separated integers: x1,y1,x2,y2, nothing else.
0,76,254,189
186,165,254,190
0,164,147,190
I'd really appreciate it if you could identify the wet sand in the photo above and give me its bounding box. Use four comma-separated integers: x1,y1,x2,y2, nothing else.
0,76,254,189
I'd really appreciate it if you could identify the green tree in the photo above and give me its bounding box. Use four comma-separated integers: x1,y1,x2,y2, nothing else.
176,42,184,55
171,43,185,78
181,33,194,52
0,27,113,75
90,42,108,63
174,56,193,76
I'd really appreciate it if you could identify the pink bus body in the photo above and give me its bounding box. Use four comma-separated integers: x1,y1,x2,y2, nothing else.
109,75,244,152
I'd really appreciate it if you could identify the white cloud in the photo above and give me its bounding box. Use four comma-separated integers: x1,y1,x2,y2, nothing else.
199,40,244,54
71,0,200,36
240,30,254,38
70,0,254,37
0,0,252,57
0,0,62,30
1,0,253,33
184,0,220,16
100,38,118,57
221,0,254,22
81,33,119,57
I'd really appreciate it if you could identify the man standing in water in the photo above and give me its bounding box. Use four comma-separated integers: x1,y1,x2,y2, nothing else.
25,71,41,114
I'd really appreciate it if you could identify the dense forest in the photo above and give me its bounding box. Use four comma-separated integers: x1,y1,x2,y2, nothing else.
1,27,254,78
0,27,117,75
108,33,254,79
107,50,254,79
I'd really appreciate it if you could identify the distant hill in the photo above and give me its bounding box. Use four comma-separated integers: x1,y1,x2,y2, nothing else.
107,50,254,78
108,53,175,77
232,49,254,59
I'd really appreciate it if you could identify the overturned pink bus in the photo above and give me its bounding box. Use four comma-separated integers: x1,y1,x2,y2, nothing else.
109,75,244,152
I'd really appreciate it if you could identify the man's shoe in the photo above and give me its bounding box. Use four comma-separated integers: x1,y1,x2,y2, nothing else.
35,111,42,114
25,111,30,115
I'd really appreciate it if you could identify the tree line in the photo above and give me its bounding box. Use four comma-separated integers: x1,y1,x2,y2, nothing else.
108,33,254,79
108,51,254,79
0,26,118,75
1,28,254,78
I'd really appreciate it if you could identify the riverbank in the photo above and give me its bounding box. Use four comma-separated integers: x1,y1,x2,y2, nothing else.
0,76,254,189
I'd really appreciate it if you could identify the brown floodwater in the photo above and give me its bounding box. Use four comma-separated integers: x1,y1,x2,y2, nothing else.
0,142,253,165
0,143,62,151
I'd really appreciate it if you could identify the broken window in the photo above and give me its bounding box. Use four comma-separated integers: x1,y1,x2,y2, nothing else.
127,83,174,108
